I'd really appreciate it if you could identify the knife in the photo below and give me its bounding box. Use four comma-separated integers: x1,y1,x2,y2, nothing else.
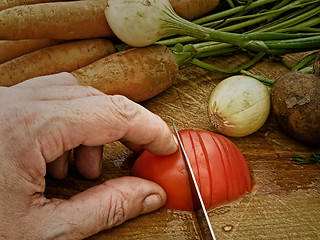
172,121,217,240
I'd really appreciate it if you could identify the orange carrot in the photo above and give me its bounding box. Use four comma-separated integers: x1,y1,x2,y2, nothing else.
169,0,220,20
0,38,115,87
72,44,179,102
0,39,64,64
0,0,114,40
0,0,73,11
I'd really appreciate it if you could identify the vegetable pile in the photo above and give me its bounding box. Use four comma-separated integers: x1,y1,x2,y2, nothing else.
1,0,319,213
106,0,320,55
1,0,319,102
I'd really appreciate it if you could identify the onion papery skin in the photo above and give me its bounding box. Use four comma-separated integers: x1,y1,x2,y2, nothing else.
208,75,271,137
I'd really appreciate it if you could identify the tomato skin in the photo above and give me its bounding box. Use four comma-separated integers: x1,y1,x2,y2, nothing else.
131,147,193,210
131,129,251,211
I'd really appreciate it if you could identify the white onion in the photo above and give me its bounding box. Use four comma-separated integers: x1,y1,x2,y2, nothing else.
104,0,253,49
208,75,271,137
105,0,176,47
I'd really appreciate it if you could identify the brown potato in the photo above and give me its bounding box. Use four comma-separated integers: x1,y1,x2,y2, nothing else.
271,72,320,146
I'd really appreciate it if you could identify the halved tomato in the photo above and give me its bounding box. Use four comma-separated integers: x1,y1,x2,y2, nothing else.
131,129,251,211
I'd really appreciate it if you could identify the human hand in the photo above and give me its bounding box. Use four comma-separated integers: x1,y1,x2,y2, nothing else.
0,73,178,239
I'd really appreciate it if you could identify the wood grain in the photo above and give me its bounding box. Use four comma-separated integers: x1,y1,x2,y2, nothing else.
45,51,320,240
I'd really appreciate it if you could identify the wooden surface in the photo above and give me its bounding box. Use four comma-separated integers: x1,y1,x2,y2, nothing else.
45,51,320,239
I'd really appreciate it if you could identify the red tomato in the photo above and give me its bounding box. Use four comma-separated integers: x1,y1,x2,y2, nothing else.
131,129,251,211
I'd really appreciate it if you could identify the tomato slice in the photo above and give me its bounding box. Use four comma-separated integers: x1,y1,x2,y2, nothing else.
181,130,211,209
196,130,229,207
131,129,251,211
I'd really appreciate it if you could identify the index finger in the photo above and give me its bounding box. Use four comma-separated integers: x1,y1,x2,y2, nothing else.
12,72,79,89
37,95,178,163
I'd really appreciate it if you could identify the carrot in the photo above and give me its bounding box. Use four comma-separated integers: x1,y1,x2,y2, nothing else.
72,44,179,102
0,39,64,64
169,0,220,20
0,38,115,87
0,0,74,11
0,0,114,40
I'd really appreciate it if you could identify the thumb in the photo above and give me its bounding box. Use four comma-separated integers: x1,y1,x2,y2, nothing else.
37,177,166,240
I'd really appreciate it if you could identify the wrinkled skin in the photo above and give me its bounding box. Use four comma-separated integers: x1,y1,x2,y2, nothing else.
0,72,178,240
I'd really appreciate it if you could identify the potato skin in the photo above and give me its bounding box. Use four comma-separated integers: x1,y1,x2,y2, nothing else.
271,72,320,146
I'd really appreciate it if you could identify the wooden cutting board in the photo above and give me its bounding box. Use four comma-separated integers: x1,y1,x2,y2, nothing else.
45,51,320,240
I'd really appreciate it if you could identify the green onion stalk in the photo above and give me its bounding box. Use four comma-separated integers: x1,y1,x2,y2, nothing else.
107,0,320,74
155,0,320,73
291,152,320,164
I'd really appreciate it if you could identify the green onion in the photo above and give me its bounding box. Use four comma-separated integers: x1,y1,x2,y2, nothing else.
170,0,320,73
109,0,320,74
291,51,319,71
106,0,320,51
291,153,320,164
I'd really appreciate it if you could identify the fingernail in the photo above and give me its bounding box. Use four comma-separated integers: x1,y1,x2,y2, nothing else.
142,194,164,214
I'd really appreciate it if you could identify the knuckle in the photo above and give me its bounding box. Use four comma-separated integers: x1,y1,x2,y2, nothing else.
0,103,36,151
108,197,127,227
108,95,140,124
57,72,79,84
102,186,129,228
1,102,31,129
80,86,104,97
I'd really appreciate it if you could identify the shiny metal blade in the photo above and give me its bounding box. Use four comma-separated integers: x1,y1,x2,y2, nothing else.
172,121,216,240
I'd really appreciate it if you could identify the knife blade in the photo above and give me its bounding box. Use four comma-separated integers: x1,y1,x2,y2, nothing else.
172,121,216,240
